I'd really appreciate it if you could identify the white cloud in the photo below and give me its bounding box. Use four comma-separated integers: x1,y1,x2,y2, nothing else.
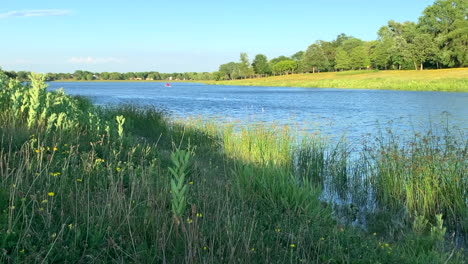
68,57,124,64
0,9,71,18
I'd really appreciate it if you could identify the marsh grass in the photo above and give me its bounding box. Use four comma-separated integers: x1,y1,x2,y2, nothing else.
206,68,468,92
0,72,465,263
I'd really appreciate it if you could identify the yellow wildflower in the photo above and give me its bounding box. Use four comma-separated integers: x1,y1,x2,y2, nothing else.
116,167,121,172
68,223,73,230
53,147,58,151
76,178,82,182
35,149,40,153
203,246,208,251
187,218,193,224
250,248,255,252
275,228,281,232
290,243,296,248
48,192,55,197
41,199,48,204
189,181,194,185
320,237,325,241
19,249,25,253
196,213,203,218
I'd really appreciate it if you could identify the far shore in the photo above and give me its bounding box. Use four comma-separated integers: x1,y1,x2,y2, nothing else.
51,68,468,92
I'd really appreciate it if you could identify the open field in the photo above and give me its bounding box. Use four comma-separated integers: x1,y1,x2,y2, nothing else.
0,73,466,263
206,68,468,92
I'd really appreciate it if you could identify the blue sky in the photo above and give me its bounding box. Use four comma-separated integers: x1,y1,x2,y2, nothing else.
0,0,434,73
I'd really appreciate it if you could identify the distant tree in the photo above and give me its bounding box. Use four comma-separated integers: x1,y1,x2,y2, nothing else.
349,45,369,70
303,42,329,73
291,51,305,72
319,41,336,70
334,33,354,47
100,72,110,80
239,52,254,78
219,62,240,80
109,72,123,80
269,56,290,65
272,60,297,75
252,54,271,76
16,71,30,81
335,48,351,70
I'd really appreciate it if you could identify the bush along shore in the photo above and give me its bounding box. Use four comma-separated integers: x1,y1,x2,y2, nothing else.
0,72,466,263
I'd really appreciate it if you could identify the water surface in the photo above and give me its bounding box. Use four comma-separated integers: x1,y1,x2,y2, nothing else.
48,82,468,145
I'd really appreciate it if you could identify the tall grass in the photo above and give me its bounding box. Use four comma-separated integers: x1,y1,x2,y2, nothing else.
0,72,465,263
367,129,468,232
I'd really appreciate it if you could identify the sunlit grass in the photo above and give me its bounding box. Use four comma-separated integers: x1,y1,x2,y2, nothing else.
205,68,468,92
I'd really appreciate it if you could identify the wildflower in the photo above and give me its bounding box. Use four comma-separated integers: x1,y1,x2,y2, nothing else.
76,179,82,182
64,144,68,147
50,172,61,177
41,199,48,204
68,224,73,230
290,243,296,248
12,184,16,188
275,228,281,233
47,147,50,151
95,158,105,163
373,232,377,236
196,213,203,218
187,218,193,224
39,207,44,211
189,181,194,185
320,237,325,241
116,167,121,172
250,248,255,252
51,233,56,238
19,249,25,253
48,192,55,197
53,147,58,151
203,246,208,251
35,149,40,153
340,228,344,232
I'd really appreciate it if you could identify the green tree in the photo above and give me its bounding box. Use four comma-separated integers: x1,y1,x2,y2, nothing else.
270,56,290,65
303,42,329,73
349,45,370,70
419,0,468,67
335,48,351,70
239,52,254,78
272,60,297,75
252,54,271,76
219,62,240,80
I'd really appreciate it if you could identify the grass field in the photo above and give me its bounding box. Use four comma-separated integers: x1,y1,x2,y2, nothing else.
206,68,468,92
0,72,466,263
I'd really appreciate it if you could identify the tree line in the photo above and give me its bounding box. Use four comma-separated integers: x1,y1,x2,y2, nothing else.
214,0,466,79
1,0,465,82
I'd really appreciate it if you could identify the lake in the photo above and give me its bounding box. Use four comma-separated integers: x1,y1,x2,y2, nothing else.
48,82,468,146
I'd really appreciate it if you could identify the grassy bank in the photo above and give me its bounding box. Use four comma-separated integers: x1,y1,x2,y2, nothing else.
205,68,468,92
0,73,466,263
